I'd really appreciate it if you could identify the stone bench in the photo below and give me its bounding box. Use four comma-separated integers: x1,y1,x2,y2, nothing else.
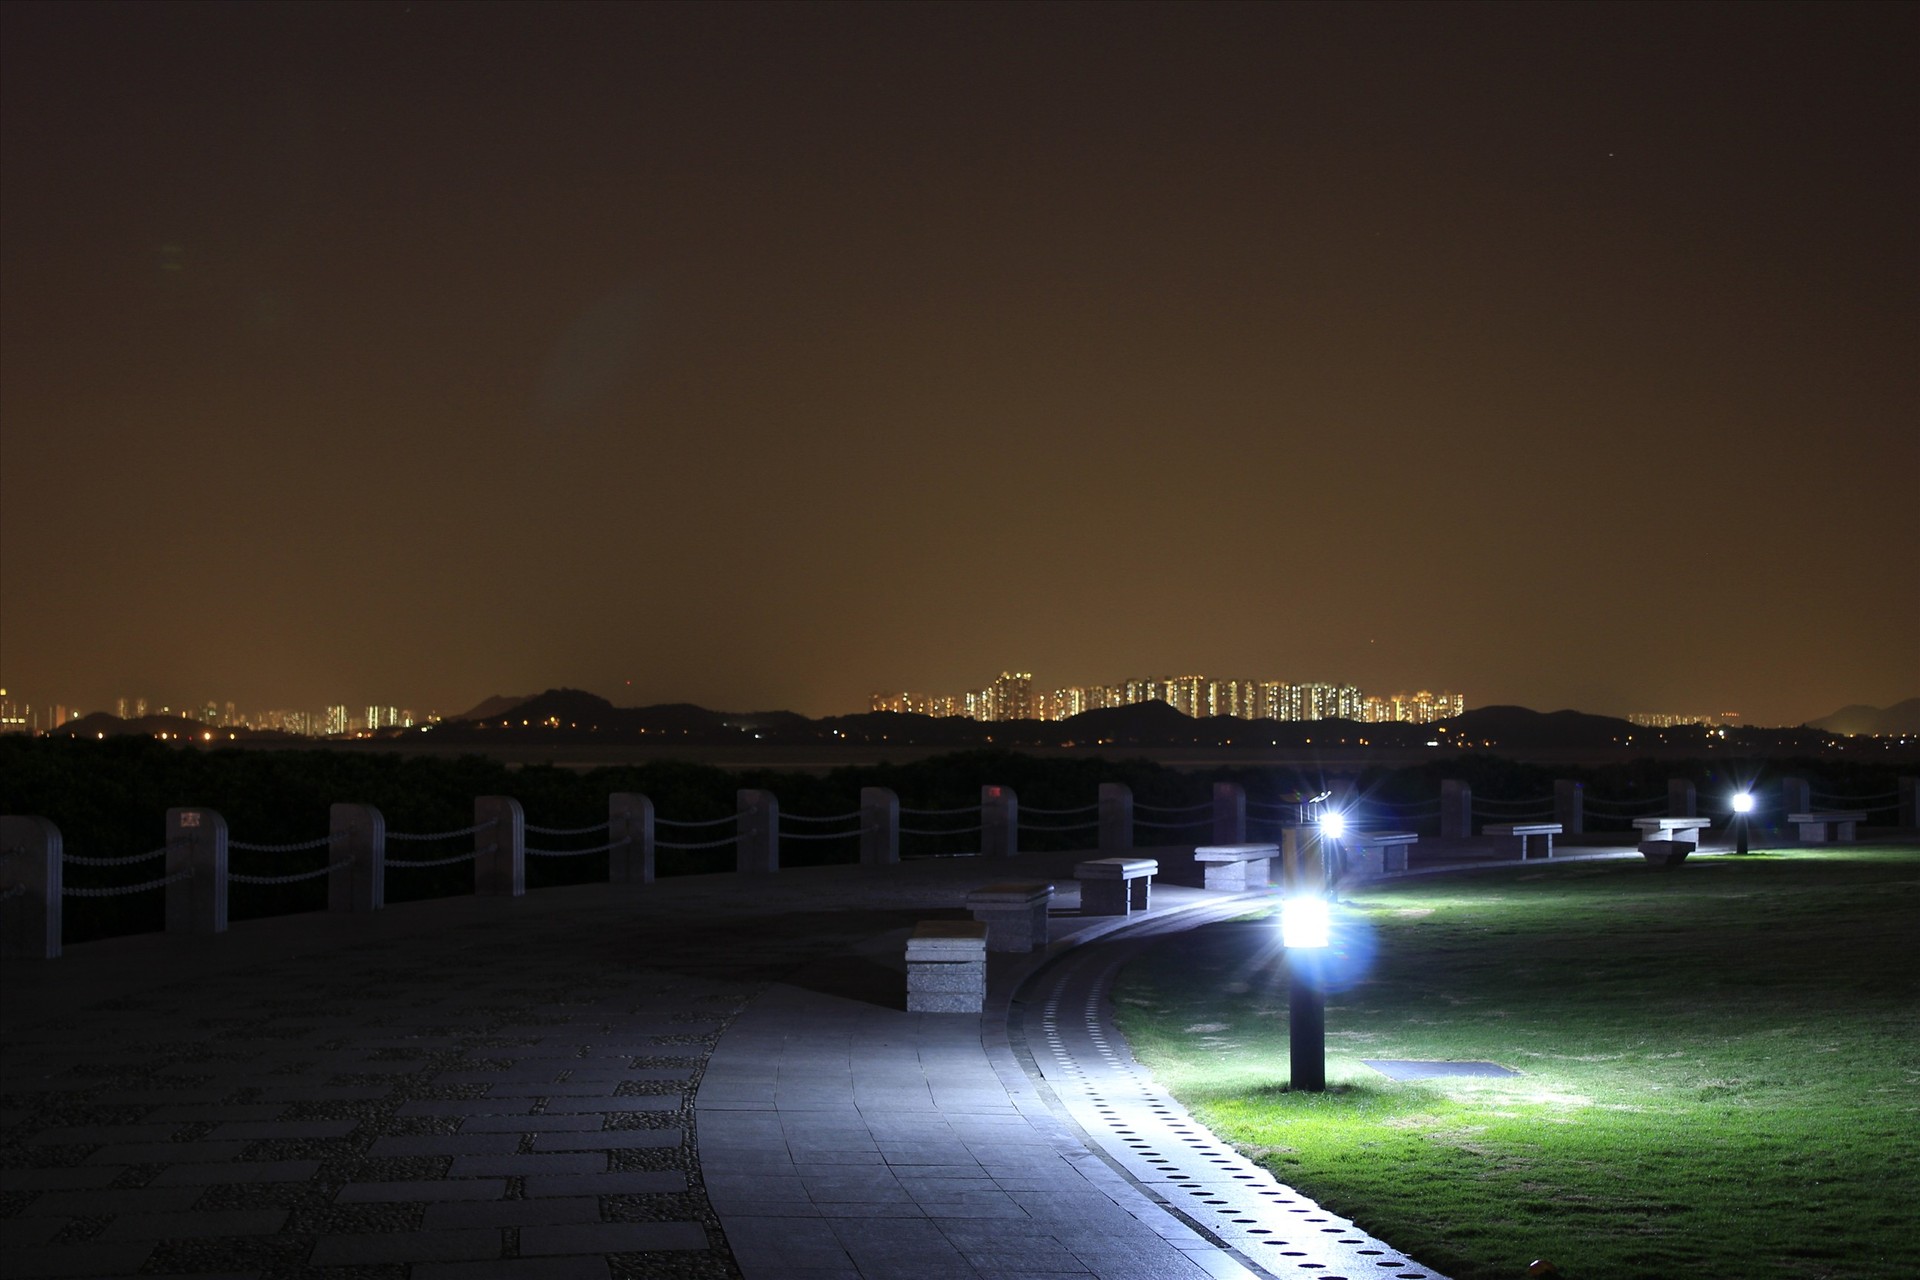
965,881,1053,952
1075,856,1158,916
1345,831,1418,875
1639,839,1694,868
906,920,987,1013
1483,822,1562,860
1193,843,1277,892
1632,816,1711,853
1787,811,1868,843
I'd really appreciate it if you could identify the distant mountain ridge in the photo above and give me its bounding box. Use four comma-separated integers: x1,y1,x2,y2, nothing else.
1808,698,1920,736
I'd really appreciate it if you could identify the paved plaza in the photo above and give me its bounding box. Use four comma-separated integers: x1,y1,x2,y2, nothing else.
0,849,1487,1280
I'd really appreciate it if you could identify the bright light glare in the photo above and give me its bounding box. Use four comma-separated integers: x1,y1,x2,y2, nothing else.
1319,811,1346,839
1281,896,1330,949
1732,791,1755,814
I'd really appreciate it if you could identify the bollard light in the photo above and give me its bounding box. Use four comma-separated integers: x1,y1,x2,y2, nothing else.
1317,809,1347,889
1281,894,1331,949
1732,790,1754,855
1282,891,1330,1091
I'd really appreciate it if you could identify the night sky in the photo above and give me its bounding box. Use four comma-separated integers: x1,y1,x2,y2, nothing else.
3,2,1915,726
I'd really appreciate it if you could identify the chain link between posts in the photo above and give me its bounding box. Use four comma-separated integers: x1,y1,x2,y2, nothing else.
230,834,337,853
655,834,741,850
899,824,983,836
526,838,631,857
63,868,194,897
899,804,980,817
64,843,177,867
387,847,491,868
1020,803,1098,816
524,821,611,836
0,884,27,902
1472,795,1556,809
230,859,356,885
387,820,498,842
1584,795,1672,810
655,814,736,829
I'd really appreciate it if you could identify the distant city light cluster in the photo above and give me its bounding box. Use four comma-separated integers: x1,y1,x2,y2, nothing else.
869,672,1467,725
0,691,438,738
1627,711,1742,728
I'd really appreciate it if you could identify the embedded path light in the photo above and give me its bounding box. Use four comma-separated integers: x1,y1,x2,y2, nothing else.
1732,789,1754,856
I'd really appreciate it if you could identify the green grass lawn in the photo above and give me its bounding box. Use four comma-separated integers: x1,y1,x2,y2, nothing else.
1110,846,1920,1280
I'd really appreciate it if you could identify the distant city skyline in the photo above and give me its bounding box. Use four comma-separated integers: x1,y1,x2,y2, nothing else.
871,670,1467,725
0,678,1837,738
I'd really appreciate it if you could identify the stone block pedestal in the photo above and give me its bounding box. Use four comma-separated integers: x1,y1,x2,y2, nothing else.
965,882,1053,951
907,920,987,1013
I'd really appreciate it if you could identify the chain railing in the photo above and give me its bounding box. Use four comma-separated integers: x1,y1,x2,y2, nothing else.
525,819,611,836
654,833,740,850
527,837,630,858
1584,795,1671,811
387,848,491,868
1809,789,1901,813
229,834,337,853
64,844,176,867
63,867,194,897
778,810,862,842
231,860,356,885
387,819,498,842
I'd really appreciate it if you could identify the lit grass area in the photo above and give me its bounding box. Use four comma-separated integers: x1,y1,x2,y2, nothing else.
1110,846,1920,1280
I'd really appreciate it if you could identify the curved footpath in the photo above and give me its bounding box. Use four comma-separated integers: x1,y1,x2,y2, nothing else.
0,845,1582,1280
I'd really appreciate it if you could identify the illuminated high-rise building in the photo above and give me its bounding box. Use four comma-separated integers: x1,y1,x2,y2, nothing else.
988,671,1033,722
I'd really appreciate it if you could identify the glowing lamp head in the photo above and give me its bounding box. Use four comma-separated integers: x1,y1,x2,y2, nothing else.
1319,811,1346,839
1732,791,1755,814
1281,895,1331,949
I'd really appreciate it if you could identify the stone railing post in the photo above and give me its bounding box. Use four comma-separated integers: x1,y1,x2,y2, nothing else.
1554,780,1584,835
610,793,654,883
1901,777,1919,829
1212,782,1246,845
981,785,1017,859
1668,779,1697,817
328,803,385,912
860,787,899,867
1780,777,1810,817
737,789,778,874
166,807,227,934
1099,782,1133,853
1440,780,1471,839
0,816,62,959
475,796,525,897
